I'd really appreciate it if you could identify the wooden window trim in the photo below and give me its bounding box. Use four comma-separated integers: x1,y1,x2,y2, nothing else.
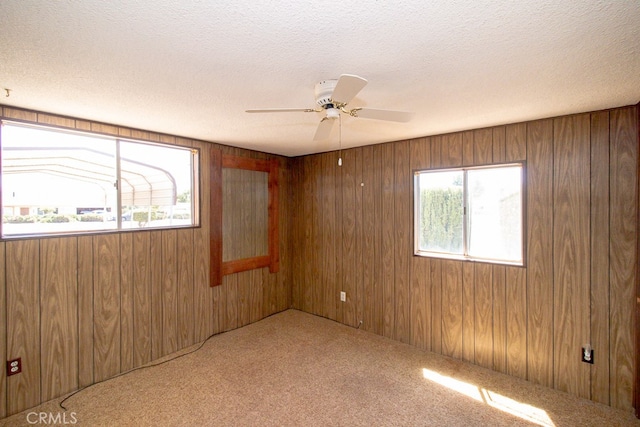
209,152,279,286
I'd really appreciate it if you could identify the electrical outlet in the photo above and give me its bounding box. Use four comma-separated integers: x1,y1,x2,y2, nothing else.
582,346,594,364
340,291,346,302
7,358,21,376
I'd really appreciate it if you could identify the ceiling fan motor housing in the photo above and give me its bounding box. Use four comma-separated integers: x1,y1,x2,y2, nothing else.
314,79,338,108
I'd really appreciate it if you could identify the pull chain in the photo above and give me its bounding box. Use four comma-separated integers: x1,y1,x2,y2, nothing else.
338,115,342,166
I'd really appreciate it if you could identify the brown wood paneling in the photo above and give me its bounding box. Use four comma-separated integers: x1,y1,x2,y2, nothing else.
342,148,359,327
268,159,280,274
228,272,239,330
90,122,119,136
209,147,223,287
322,152,338,321
441,260,463,359
553,113,591,398
506,267,527,379
440,133,463,357
0,107,294,420
311,155,323,317
361,147,374,331
237,270,252,327
609,106,638,410
177,229,195,349
77,236,94,387
162,230,178,356
473,128,493,164
589,110,611,404
0,242,5,419
636,104,640,418
505,122,528,380
461,131,475,364
474,263,493,369
491,127,507,374
281,157,291,311
132,231,152,367
196,142,214,337
366,144,385,334
381,143,396,338
6,240,40,415
429,136,443,353
2,102,639,419
290,158,302,311
492,126,506,162
149,231,163,360
120,233,134,373
394,141,411,342
301,156,314,314
473,128,493,165
2,106,37,121
250,269,264,323
40,238,78,401
492,265,507,373
335,151,345,323
411,258,429,351
37,113,75,128
526,119,555,387
93,234,121,383
472,128,494,370
506,122,527,162
462,262,475,363
443,132,463,167
410,137,430,350
262,267,276,317
430,260,442,354
354,148,364,328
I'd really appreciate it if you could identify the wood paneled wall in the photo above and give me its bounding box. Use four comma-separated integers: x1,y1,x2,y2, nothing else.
0,106,292,418
0,103,637,418
291,105,639,412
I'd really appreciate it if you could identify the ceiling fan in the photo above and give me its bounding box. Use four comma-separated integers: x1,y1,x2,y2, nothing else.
246,74,413,142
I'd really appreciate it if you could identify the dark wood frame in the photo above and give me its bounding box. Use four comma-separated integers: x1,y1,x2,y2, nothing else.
209,152,279,286
635,102,640,419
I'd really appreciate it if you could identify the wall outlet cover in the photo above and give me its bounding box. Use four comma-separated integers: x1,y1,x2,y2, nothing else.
7,358,22,376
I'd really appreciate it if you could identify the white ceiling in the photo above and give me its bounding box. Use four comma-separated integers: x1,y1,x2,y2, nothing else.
1,1,639,157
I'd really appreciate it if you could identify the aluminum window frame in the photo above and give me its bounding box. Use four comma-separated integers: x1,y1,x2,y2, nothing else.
414,162,526,266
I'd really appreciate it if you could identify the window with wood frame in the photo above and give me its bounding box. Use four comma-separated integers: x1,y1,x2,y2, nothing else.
210,152,279,286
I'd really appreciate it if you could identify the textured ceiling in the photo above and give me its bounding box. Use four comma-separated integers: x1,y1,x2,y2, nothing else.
1,1,639,157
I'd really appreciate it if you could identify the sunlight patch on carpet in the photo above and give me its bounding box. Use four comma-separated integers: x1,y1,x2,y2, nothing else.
422,368,554,426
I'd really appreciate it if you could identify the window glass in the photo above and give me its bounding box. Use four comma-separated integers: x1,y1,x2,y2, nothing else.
415,164,523,265
467,166,522,263
416,170,464,255
1,122,199,238
2,123,117,236
119,140,194,230
222,167,269,262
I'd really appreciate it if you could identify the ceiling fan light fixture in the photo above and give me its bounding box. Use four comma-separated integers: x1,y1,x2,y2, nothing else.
246,73,413,144
314,80,338,107
326,107,340,120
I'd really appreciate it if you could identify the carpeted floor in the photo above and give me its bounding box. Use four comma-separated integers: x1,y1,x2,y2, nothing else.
2,309,639,426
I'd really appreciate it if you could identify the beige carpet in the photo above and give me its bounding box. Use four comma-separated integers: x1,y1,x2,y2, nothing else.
2,309,639,426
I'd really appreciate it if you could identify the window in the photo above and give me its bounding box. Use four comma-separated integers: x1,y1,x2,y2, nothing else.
209,152,279,287
1,121,199,238
414,163,524,265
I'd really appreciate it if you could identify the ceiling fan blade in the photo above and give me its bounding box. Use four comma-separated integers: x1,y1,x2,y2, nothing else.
353,108,413,122
330,74,368,105
313,118,336,141
246,108,316,113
